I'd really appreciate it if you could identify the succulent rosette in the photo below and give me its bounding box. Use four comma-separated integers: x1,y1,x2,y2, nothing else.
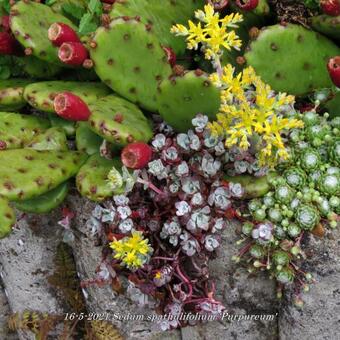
236,111,339,305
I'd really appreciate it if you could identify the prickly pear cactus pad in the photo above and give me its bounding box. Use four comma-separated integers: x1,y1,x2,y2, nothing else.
110,0,205,55
0,79,31,111
0,112,50,149
89,17,172,112
310,15,340,42
157,70,221,132
10,1,76,64
245,24,340,95
48,113,76,137
76,153,123,202
24,81,111,113
0,196,15,239
88,95,153,146
14,181,69,213
25,127,68,151
15,56,62,79
76,122,103,155
0,149,87,201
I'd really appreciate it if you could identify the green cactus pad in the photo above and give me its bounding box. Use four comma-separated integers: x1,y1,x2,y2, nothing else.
24,81,111,113
310,15,340,42
224,172,277,199
26,127,68,151
0,196,16,239
0,149,87,201
0,79,31,111
76,153,123,202
48,113,76,137
324,93,340,119
88,95,153,146
0,112,50,149
89,17,172,112
10,1,76,64
244,24,340,95
14,181,69,214
51,0,87,16
110,0,204,55
157,70,220,132
76,122,103,155
16,56,62,79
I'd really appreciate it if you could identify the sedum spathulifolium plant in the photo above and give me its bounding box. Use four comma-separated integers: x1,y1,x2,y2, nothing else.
85,116,248,329
171,4,304,168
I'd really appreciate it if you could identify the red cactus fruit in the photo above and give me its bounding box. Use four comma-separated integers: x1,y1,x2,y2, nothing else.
320,0,340,16
236,0,259,11
211,0,229,11
162,46,177,67
58,42,88,66
121,142,153,169
48,22,80,46
54,92,91,121
1,16,10,31
0,31,20,55
327,56,340,88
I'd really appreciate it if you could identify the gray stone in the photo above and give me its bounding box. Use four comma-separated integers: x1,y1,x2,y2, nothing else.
67,195,181,340
0,279,19,340
179,221,279,340
279,228,340,340
0,210,67,340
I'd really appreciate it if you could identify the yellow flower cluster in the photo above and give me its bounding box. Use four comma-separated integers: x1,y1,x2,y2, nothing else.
110,231,153,270
171,4,243,61
208,65,304,166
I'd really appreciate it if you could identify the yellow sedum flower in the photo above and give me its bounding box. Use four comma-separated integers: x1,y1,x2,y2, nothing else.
208,66,304,167
171,4,243,61
110,231,153,270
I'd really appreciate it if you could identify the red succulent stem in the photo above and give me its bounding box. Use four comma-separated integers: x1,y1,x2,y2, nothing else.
238,241,253,257
54,92,91,121
327,56,340,88
58,42,88,66
48,22,80,46
176,264,193,299
236,0,259,11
